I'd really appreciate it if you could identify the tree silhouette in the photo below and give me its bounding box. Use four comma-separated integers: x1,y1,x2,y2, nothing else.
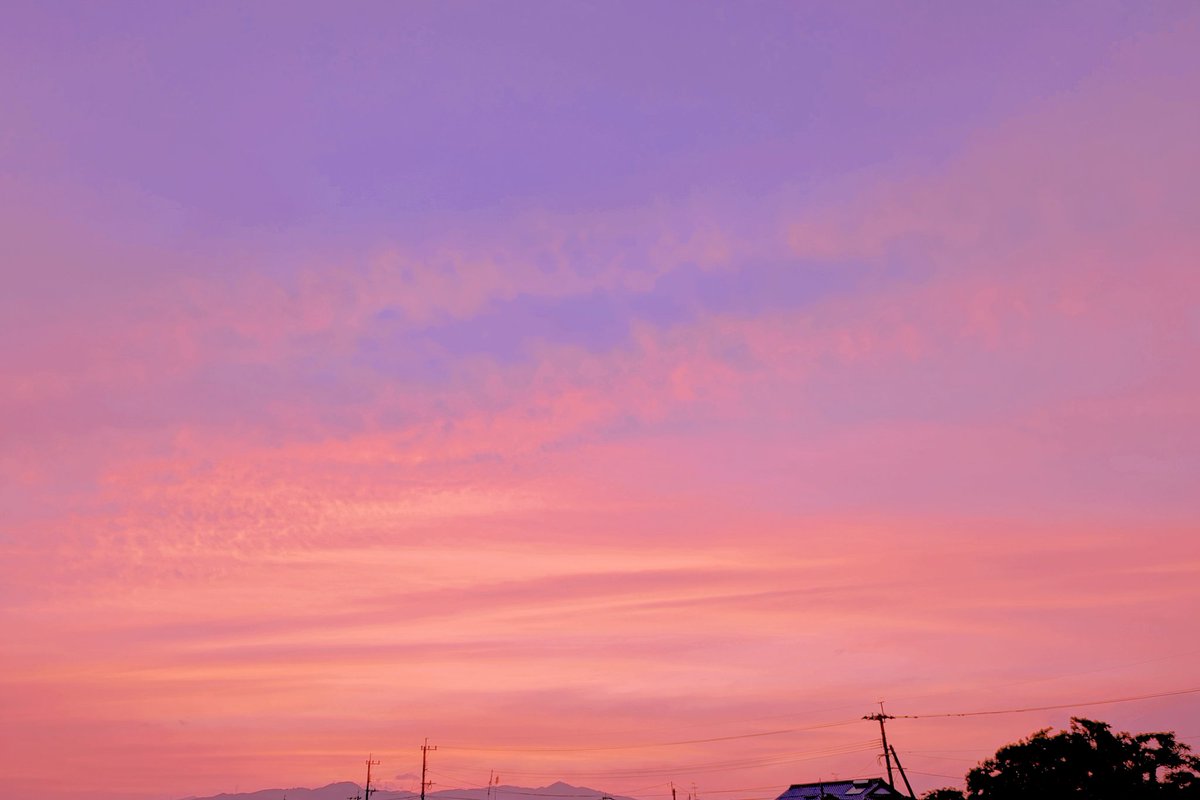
921,717,1200,800
921,791,966,800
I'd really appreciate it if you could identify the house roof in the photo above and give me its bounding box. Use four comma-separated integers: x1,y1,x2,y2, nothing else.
774,778,904,800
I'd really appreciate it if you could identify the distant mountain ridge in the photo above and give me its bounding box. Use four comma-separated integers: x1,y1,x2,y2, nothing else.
184,780,642,800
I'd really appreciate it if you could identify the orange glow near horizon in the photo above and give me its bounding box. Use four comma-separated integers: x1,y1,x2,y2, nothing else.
2,5,1199,800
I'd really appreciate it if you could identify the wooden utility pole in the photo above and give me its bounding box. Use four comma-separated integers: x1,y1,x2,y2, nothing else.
364,756,381,800
420,739,438,800
863,704,895,789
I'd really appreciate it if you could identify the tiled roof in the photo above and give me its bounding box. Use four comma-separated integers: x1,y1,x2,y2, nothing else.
774,778,903,800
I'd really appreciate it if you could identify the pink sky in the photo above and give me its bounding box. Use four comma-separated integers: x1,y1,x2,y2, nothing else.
2,4,1198,800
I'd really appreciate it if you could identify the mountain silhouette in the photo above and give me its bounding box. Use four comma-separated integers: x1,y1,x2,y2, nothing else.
184,781,641,800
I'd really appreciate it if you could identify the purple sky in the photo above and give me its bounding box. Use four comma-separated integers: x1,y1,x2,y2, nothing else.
2,3,1199,800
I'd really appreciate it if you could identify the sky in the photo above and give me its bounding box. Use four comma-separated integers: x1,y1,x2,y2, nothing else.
1,2,1199,799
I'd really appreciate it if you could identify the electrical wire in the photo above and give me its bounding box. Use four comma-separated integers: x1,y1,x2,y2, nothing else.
892,686,1200,719
434,685,1198,759
904,770,963,781
901,753,977,763
481,742,882,781
384,684,1197,796
439,720,861,753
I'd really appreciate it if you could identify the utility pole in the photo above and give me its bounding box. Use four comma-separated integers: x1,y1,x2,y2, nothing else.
863,703,895,789
364,756,381,800
889,745,916,799
421,738,438,800
488,770,498,800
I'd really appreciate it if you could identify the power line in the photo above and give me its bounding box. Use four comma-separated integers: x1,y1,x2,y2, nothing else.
857,647,1200,712
635,774,900,799
425,681,1200,780
424,773,675,799
891,686,1200,719
426,768,490,790
902,753,977,763
380,685,1199,794
436,685,1199,760
905,769,963,781
481,741,882,780
439,720,861,753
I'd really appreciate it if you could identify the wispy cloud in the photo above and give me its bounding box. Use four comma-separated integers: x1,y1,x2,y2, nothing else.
2,5,1199,800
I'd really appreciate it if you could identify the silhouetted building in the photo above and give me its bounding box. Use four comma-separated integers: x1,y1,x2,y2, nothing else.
775,779,903,800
